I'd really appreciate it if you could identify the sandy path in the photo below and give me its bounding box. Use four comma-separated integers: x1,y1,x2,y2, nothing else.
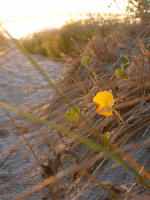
0,44,65,200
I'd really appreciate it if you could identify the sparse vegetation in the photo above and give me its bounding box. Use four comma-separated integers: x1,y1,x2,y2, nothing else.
126,0,150,21
1,7,150,200
20,13,131,58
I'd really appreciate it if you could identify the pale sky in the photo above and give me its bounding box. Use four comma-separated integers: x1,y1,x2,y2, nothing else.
0,0,127,38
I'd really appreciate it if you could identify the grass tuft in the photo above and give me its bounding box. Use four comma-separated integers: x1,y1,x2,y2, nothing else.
1,13,150,200
20,13,131,58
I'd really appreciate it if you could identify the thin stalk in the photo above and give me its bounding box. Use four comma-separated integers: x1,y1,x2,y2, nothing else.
0,101,150,190
83,170,122,200
112,108,124,123
2,25,150,186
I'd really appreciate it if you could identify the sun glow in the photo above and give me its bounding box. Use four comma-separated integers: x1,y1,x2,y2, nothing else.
0,0,127,38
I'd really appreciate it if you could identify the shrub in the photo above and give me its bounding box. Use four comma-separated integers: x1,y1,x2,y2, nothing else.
126,0,150,21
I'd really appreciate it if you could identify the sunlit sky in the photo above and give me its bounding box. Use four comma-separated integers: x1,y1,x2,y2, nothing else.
0,0,127,38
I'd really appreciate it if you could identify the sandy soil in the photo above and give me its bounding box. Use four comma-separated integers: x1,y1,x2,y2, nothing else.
0,44,66,200
1,44,150,200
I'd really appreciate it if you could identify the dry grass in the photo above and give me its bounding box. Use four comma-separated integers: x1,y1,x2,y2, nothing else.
1,20,150,200
20,13,131,59
40,21,150,199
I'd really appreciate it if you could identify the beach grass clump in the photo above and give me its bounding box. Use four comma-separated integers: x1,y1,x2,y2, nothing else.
20,13,131,59
1,17,150,200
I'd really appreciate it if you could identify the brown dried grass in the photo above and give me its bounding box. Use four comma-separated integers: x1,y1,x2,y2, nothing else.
39,21,150,199
1,21,150,200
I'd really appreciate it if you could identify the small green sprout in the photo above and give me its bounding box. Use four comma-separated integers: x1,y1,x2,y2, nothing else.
81,56,98,84
115,68,129,80
65,106,80,125
101,132,110,150
101,132,110,141
121,56,130,71
115,56,130,80
81,56,90,68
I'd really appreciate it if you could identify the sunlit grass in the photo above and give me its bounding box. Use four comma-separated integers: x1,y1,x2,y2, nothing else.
1,12,150,200
20,13,131,58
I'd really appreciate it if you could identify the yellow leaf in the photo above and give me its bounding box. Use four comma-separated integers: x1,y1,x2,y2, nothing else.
115,68,128,80
93,91,114,117
81,56,90,67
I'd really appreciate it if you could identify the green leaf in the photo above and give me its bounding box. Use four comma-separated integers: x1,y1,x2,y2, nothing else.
101,132,110,150
101,132,110,141
115,68,129,80
122,63,130,71
121,56,128,64
121,56,129,71
1,100,150,191
81,56,90,68
65,106,80,125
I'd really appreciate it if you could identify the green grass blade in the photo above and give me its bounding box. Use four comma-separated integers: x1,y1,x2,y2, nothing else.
2,26,150,190
0,101,150,190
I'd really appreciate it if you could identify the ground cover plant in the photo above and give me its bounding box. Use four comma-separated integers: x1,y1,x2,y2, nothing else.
1,12,150,200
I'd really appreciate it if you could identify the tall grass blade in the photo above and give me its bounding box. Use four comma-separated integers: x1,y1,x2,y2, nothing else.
0,101,150,190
